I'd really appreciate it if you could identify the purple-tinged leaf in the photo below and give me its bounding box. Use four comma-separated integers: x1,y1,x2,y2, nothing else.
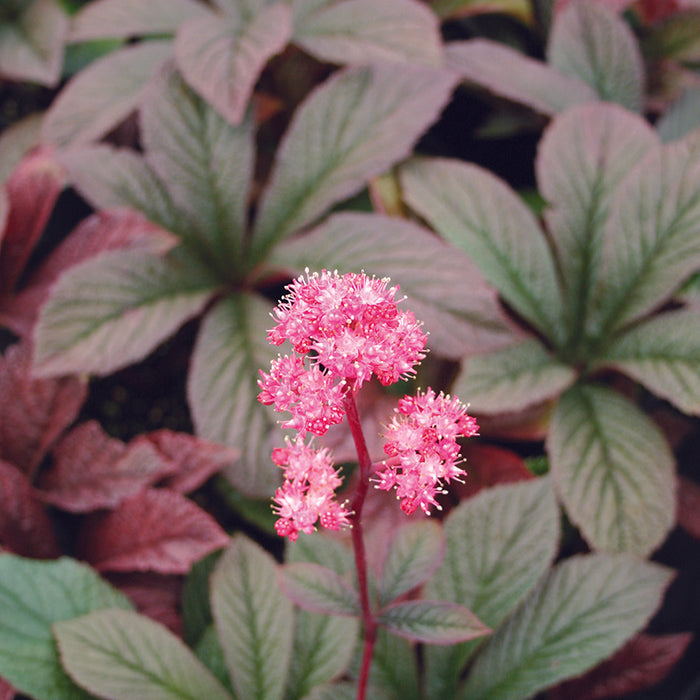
677,475,700,539
188,294,282,497
0,677,14,700
270,212,521,359
175,2,292,126
536,103,658,342
445,40,596,116
378,520,445,608
0,459,60,558
548,384,676,555
137,430,239,494
459,554,673,700
43,41,172,147
286,531,355,575
294,0,443,67
548,632,692,700
656,86,700,143
0,112,42,184
0,0,68,86
33,248,219,378
0,188,7,245
378,600,490,644
453,338,576,414
365,628,420,700
279,562,361,616
37,421,178,512
140,64,255,277
78,489,229,574
0,150,65,296
251,63,458,263
211,535,294,700
0,340,87,477
70,0,206,41
599,308,700,416
54,609,233,700
547,0,644,112
589,132,700,337
400,157,565,345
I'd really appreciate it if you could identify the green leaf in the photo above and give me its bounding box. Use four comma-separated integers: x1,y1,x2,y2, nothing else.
141,64,255,279
400,157,564,344
452,338,576,414
641,10,700,62
536,103,658,348
43,40,172,147
656,87,700,143
364,627,420,700
270,212,519,359
250,63,458,264
0,112,43,184
459,553,673,700
548,383,676,555
70,0,206,40
423,478,560,699
195,625,234,694
378,600,490,644
0,0,68,86
182,550,223,646
599,308,700,416
547,0,644,112
589,133,700,339
293,0,442,67
55,609,233,700
286,531,355,576
279,563,362,617
445,39,596,116
0,554,132,700
211,535,294,700
33,248,219,377
378,520,445,608
188,293,282,497
285,611,358,699
175,2,292,126
432,0,530,21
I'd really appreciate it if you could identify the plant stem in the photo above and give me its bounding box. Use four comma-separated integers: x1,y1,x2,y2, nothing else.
343,387,378,700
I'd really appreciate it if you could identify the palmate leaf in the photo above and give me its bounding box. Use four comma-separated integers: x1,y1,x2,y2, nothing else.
445,40,596,116
459,554,673,700
0,554,132,700
599,308,700,416
547,384,676,556
188,293,282,497
33,248,220,378
269,212,519,359
211,535,294,700
293,0,442,67
423,478,560,699
547,0,644,112
536,103,658,347
250,63,458,265
54,609,233,700
400,157,565,345
589,132,700,339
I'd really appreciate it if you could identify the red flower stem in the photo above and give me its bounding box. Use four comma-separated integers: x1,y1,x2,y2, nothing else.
343,387,378,700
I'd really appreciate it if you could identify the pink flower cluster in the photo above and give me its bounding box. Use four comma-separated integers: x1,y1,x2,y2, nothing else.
375,389,479,515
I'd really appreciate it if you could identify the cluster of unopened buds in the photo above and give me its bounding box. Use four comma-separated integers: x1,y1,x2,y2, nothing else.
258,269,478,541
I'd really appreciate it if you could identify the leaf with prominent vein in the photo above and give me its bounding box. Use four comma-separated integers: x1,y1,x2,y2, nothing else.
453,338,575,414
445,40,596,116
55,609,233,700
424,478,560,699
251,63,458,263
175,2,292,126
43,41,172,147
287,531,355,576
294,0,442,67
366,628,420,700
547,384,676,556
400,157,564,344
141,65,254,279
536,103,658,344
600,308,700,416
270,212,519,359
589,132,700,337
33,248,219,377
279,563,361,617
70,0,205,40
211,535,294,700
0,554,132,700
459,553,673,700
547,0,644,112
